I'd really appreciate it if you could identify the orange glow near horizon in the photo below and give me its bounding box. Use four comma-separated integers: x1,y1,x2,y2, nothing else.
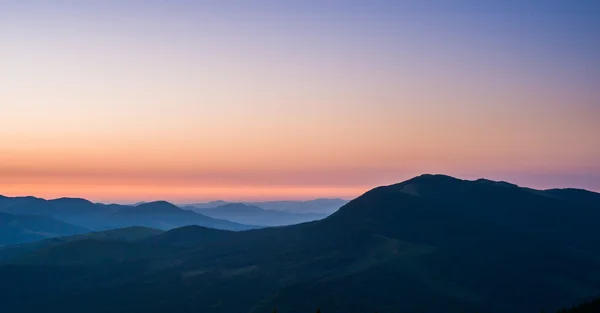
1,2,599,202
0,183,368,203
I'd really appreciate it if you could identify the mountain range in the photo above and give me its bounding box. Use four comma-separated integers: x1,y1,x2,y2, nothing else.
109,201,255,230
0,196,340,245
1,174,599,313
191,203,328,226
183,198,348,214
0,197,255,240
0,212,88,246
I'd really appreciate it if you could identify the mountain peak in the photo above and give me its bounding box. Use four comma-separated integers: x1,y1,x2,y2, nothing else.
128,201,183,214
388,175,527,198
386,174,466,197
407,173,463,183
49,197,95,206
139,200,176,207
215,203,265,212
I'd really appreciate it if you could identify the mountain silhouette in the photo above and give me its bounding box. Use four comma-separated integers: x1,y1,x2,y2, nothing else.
1,175,599,313
111,201,256,230
142,225,235,247
0,197,256,231
185,198,348,214
0,212,89,245
195,203,328,226
0,226,163,262
118,201,185,214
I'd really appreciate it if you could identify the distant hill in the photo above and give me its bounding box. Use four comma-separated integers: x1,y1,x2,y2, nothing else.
0,212,89,246
0,226,163,262
76,226,163,241
112,201,255,231
0,196,111,229
1,175,600,313
142,225,235,247
186,200,230,209
0,197,256,231
249,198,349,214
184,198,348,214
193,203,328,226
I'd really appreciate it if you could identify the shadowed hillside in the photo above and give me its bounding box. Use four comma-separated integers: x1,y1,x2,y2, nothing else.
0,226,162,261
1,175,599,313
0,212,89,245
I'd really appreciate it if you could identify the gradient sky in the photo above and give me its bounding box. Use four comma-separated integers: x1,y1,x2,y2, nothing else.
1,0,599,203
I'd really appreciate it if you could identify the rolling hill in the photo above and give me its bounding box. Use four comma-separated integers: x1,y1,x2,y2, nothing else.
1,175,599,313
0,226,163,262
0,212,89,245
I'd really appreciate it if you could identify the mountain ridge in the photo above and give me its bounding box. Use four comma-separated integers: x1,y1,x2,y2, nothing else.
1,174,599,313
0,196,256,231
184,198,348,214
0,212,89,246
194,203,328,226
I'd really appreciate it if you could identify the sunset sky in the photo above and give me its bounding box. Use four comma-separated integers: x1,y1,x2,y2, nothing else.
1,1,599,203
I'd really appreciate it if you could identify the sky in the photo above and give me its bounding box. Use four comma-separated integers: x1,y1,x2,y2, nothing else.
1,0,599,203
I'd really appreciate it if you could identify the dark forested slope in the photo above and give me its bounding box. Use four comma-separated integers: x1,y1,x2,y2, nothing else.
1,175,599,313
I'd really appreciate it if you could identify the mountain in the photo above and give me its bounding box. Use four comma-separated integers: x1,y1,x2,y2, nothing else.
1,175,600,313
0,196,256,231
248,198,349,214
111,201,256,230
184,198,348,214
71,226,163,241
542,188,600,207
0,196,97,216
0,226,163,262
142,225,235,247
186,200,230,209
0,196,134,230
0,212,89,246
0,196,111,229
194,203,328,226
